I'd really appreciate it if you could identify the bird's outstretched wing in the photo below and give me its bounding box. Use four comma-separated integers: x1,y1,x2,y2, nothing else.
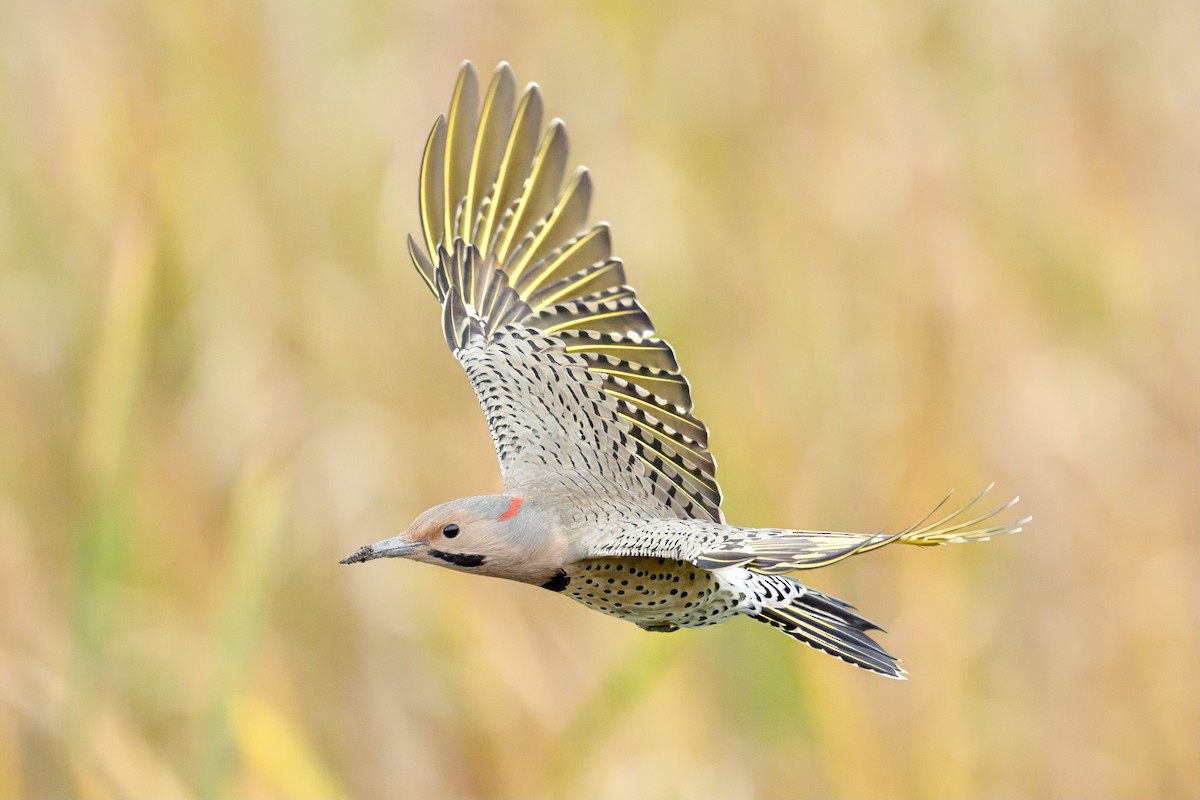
409,62,723,523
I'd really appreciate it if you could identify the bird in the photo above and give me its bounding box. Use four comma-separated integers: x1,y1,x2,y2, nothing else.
340,61,1027,678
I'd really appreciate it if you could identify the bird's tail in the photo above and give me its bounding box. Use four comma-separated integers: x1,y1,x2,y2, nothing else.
749,580,904,678
697,484,1029,574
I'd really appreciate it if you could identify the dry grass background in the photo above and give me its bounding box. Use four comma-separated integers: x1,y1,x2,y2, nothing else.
1,0,1197,798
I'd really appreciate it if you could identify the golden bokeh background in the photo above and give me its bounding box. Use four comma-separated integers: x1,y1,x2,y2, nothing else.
1,1,1197,797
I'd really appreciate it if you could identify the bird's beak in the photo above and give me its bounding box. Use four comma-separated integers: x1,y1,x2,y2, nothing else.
339,535,423,564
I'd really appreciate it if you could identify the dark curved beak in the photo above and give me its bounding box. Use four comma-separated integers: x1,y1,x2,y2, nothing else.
339,536,422,564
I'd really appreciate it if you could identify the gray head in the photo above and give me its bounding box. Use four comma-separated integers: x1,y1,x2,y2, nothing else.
339,495,564,585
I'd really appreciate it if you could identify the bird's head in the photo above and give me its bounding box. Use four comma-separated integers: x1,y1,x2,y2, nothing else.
339,494,564,584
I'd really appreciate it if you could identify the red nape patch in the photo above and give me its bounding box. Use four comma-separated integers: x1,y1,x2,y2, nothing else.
499,496,526,521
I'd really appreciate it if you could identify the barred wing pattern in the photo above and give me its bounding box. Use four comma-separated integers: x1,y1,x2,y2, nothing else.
410,62,723,523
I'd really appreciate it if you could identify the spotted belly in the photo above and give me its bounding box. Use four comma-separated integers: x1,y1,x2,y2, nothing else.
557,557,746,631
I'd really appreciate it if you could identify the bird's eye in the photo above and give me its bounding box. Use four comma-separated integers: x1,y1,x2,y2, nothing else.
442,523,460,539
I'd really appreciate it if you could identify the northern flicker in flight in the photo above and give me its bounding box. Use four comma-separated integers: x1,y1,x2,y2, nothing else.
341,62,1027,678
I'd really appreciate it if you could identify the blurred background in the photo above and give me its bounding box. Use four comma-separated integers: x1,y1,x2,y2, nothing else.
1,0,1197,797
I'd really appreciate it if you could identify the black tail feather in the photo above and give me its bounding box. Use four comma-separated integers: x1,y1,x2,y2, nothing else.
753,588,904,678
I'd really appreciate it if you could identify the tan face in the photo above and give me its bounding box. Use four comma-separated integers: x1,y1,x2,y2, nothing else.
340,494,562,585
402,502,504,569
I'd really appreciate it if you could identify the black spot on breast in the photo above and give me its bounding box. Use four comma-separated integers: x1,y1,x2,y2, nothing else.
428,549,486,568
541,569,570,592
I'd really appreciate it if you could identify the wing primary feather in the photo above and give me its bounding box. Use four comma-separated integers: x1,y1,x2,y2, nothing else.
444,63,480,243
419,116,448,259
514,223,613,298
465,63,517,245
481,84,544,255
505,168,592,286
497,120,569,274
